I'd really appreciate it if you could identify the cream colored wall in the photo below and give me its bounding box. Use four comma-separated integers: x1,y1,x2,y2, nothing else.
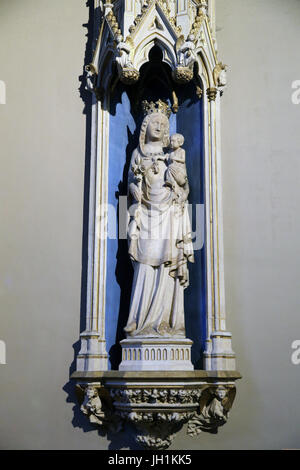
0,0,299,449
0,0,107,450
207,0,300,450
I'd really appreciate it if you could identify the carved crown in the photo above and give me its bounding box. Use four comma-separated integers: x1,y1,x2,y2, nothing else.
142,99,171,118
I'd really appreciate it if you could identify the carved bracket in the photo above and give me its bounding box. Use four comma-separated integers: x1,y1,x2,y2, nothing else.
73,371,241,450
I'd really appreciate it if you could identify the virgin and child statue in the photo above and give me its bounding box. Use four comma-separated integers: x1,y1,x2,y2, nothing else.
124,100,194,339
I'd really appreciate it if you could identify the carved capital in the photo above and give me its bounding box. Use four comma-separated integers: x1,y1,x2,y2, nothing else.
173,67,194,84
206,87,218,102
119,67,140,85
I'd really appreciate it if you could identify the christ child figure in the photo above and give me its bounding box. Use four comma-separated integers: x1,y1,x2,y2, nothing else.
166,133,187,192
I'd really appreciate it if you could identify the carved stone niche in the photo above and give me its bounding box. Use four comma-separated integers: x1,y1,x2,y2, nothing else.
73,371,241,450
72,1,241,450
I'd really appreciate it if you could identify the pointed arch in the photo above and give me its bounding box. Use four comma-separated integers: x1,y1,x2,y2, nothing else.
133,32,177,71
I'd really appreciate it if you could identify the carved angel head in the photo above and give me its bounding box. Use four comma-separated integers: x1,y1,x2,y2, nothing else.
215,386,227,401
86,385,97,399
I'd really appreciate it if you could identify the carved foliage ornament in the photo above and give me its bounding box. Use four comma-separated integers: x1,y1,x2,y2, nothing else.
78,384,236,449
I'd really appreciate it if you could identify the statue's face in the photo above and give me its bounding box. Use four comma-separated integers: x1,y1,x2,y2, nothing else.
170,135,181,150
86,387,95,398
216,388,226,400
146,114,166,142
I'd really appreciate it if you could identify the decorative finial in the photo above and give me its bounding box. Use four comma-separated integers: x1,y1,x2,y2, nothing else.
141,99,171,118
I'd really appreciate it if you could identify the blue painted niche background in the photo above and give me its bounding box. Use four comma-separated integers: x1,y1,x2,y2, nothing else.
106,80,206,369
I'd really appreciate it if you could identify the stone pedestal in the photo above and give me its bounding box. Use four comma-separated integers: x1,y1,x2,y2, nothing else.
119,338,194,371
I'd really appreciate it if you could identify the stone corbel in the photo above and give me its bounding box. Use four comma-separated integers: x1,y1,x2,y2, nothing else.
73,371,241,450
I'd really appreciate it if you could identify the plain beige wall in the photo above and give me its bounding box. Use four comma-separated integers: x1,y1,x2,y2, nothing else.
0,0,299,449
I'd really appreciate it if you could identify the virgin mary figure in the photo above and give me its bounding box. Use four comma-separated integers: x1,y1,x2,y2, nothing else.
124,100,194,338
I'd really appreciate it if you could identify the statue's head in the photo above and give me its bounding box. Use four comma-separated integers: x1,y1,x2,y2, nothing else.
139,100,171,153
86,386,96,399
145,113,168,143
170,133,184,150
215,386,227,401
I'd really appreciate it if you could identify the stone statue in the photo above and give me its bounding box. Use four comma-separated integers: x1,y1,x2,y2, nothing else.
177,34,196,68
115,34,133,70
80,386,105,425
199,386,228,430
124,100,194,338
165,133,188,200
213,62,228,88
187,386,236,435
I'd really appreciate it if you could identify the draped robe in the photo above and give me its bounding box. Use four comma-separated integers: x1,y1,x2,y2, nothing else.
125,147,194,338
